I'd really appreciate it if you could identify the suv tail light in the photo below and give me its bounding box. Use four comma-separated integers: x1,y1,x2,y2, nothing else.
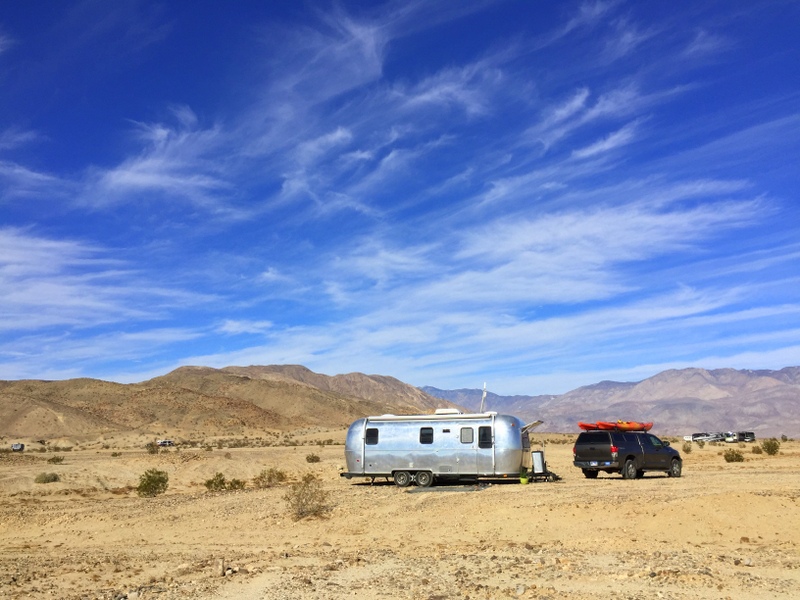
610,445,618,453
572,445,576,455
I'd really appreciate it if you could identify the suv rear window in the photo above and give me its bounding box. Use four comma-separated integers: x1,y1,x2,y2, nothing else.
577,432,608,444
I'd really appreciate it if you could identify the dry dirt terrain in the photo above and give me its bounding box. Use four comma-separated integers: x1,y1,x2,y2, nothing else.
1,433,799,600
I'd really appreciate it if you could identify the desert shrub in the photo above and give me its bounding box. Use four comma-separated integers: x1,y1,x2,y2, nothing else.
111,452,121,457
696,440,705,449
682,442,692,454
145,442,159,455
204,472,247,491
224,452,232,460
226,478,246,490
761,438,781,456
283,474,331,520
252,467,287,489
34,472,60,484
137,469,169,497
781,434,788,442
205,472,228,491
723,449,744,463
752,445,763,454
47,455,64,464
305,453,321,463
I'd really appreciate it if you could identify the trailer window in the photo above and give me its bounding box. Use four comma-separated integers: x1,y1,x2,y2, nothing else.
478,426,493,449
460,427,474,444
365,428,379,445
419,427,434,444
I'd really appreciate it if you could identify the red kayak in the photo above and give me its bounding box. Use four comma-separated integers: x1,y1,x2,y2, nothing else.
578,420,653,432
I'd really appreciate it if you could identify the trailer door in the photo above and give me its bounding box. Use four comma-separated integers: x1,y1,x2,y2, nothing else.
457,426,478,475
476,424,494,474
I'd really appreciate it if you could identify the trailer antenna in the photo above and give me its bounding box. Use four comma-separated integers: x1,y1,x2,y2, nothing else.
479,382,487,413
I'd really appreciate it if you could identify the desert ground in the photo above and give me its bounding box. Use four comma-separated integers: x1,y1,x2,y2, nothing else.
1,432,798,600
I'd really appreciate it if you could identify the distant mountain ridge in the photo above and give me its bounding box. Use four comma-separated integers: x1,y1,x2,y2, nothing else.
0,365,456,440
423,366,800,436
2,365,798,440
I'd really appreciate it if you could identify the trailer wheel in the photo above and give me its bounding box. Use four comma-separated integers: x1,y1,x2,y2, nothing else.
415,471,433,488
393,471,412,487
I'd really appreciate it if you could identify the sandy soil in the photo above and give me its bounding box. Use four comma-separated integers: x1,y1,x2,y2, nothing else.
1,435,798,600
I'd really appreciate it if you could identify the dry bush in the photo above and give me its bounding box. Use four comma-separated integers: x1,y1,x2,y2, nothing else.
284,474,331,520
723,449,744,463
137,469,169,497
682,442,692,454
47,455,64,464
34,472,60,484
761,438,781,456
252,467,287,489
752,445,763,454
305,453,321,463
204,472,246,491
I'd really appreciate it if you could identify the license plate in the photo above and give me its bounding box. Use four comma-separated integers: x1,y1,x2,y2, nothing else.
590,461,598,467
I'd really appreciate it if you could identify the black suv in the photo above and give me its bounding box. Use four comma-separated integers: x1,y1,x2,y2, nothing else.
573,431,682,479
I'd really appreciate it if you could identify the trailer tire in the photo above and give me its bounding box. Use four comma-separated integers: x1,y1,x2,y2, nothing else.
393,471,412,487
415,471,433,488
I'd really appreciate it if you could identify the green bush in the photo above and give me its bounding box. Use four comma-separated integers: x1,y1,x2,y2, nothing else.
723,449,744,463
226,478,246,490
252,467,287,489
682,442,692,454
305,453,321,463
145,442,159,455
696,440,705,449
781,434,788,442
137,469,169,497
283,474,331,520
34,472,60,484
204,472,246,491
47,455,64,464
752,445,763,454
761,438,781,456
205,472,228,491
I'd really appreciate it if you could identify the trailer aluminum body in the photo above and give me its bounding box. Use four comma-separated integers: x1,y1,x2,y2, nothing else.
340,410,532,487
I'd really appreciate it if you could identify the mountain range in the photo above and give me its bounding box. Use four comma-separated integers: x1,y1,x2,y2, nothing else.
423,366,800,437
1,365,798,440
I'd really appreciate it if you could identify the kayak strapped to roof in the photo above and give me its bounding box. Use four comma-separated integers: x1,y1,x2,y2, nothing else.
578,420,653,432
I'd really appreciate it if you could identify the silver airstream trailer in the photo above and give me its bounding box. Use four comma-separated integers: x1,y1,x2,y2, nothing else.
340,409,536,487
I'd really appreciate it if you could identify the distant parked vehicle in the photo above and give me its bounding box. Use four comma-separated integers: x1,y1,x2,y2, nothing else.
686,432,725,443
156,439,175,447
11,443,25,452
725,431,756,443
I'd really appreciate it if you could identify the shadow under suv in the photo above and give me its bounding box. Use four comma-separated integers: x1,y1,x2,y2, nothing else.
573,430,682,479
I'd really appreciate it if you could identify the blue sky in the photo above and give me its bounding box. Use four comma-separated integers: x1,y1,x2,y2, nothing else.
1,1,799,395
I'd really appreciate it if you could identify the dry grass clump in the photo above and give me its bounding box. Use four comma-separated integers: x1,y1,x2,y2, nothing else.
252,467,287,489
284,473,331,520
34,472,60,484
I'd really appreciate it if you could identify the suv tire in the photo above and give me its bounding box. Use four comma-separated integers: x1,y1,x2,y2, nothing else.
622,459,637,480
668,459,682,478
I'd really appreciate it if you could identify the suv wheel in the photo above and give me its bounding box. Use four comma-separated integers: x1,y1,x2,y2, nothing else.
668,459,682,478
622,459,637,480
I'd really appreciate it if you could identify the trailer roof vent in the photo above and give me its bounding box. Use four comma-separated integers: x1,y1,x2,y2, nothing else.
434,408,463,415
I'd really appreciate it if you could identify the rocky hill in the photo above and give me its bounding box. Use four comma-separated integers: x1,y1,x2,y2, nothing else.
424,367,800,437
0,365,456,440
3,365,799,442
